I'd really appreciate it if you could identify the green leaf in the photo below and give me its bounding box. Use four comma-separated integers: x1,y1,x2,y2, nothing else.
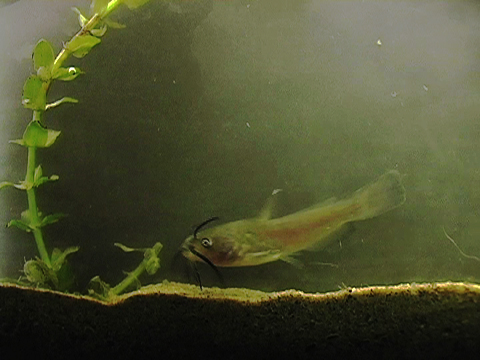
90,0,124,32
104,18,125,29
90,25,109,37
40,213,67,227
36,67,51,82
21,209,35,224
34,165,43,182
13,181,31,190
90,0,109,15
34,174,59,187
145,256,160,275
0,181,15,190
114,242,138,252
9,139,24,146
19,121,61,148
151,242,163,253
34,165,58,187
143,242,162,275
22,75,47,110
72,7,88,27
68,34,101,58
7,219,32,232
33,39,55,72
45,97,79,110
88,276,113,300
51,246,79,271
52,67,84,81
123,0,150,9
23,258,57,287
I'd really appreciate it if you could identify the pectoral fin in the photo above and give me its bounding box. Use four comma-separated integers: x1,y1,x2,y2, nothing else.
244,249,283,265
280,254,304,268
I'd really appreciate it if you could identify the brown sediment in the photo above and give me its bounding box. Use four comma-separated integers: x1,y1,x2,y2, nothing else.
1,281,480,359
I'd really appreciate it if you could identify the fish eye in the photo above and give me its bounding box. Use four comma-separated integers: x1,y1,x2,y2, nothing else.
201,237,213,248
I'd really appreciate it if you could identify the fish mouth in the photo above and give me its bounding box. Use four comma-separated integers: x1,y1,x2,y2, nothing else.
180,237,218,269
180,236,197,261
181,216,220,262
186,245,203,260
179,216,224,287
180,242,225,287
185,243,217,269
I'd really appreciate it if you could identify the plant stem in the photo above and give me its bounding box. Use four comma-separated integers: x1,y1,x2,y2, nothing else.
26,144,51,267
102,0,124,19
52,0,123,74
110,260,146,296
24,0,125,268
110,243,162,296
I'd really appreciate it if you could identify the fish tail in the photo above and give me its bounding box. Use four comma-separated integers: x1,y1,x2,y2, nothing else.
350,170,406,221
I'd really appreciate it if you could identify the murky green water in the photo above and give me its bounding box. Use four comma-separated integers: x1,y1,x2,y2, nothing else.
1,0,479,294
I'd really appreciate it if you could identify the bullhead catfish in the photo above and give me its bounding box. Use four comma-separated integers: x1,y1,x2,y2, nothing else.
182,170,405,267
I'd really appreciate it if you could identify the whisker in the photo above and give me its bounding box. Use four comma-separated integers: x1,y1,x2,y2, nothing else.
192,261,203,290
193,217,219,238
189,246,225,287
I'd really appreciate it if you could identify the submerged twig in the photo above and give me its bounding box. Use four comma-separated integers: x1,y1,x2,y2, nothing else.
443,227,480,263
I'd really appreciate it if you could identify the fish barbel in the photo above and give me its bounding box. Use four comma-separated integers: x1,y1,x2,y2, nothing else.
182,170,406,267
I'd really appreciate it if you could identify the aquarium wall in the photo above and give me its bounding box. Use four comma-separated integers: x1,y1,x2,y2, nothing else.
0,0,479,293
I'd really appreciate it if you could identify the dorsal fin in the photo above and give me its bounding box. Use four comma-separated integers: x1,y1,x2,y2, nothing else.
257,189,283,220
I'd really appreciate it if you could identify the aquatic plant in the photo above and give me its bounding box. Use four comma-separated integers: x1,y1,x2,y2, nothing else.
0,0,162,298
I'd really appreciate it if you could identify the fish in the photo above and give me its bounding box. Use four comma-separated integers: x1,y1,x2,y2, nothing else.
182,170,406,267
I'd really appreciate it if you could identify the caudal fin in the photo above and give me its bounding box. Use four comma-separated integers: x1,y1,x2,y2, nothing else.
351,170,406,221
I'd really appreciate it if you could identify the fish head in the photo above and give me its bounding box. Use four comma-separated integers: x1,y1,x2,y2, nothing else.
181,222,247,267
